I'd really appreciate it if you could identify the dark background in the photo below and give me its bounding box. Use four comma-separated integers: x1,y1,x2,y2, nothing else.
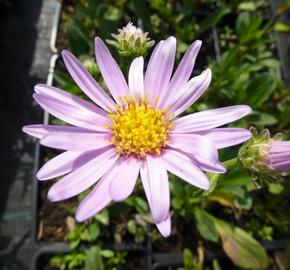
0,0,56,268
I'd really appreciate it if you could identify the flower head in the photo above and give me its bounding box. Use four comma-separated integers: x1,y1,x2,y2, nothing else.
23,35,251,237
106,22,154,57
238,127,289,183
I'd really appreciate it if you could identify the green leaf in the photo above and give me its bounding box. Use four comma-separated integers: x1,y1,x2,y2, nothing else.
236,12,262,43
127,219,137,234
212,259,221,270
194,208,219,243
104,6,122,21
87,223,100,241
245,74,277,108
100,250,114,258
268,183,285,194
126,196,148,213
194,210,268,268
214,219,268,269
85,246,104,270
248,111,278,127
199,7,231,33
259,58,280,69
94,209,109,225
183,248,194,268
238,2,256,11
275,22,290,33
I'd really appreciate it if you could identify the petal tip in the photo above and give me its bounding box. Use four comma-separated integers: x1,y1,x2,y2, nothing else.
94,36,102,45
75,211,86,223
156,216,171,237
22,126,30,134
200,179,210,190
61,49,69,57
195,40,202,47
47,188,58,202
36,169,49,181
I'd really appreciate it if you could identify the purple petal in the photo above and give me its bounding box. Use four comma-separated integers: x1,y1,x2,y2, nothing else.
272,160,290,172
196,128,252,149
162,149,209,190
144,37,176,105
62,50,116,111
22,124,94,139
34,84,107,116
47,147,118,202
109,156,140,201
270,142,290,166
76,177,112,222
140,156,170,223
167,69,212,116
40,132,111,151
270,151,290,163
37,150,99,180
128,57,144,100
95,37,129,103
270,141,290,153
160,40,202,107
168,134,225,173
156,215,171,237
172,105,252,133
33,92,109,132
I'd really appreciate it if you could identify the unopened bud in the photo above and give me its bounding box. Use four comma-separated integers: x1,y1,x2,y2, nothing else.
238,127,288,183
107,22,155,58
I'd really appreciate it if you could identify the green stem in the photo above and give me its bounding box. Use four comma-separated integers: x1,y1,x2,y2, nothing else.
223,158,238,169
203,158,238,196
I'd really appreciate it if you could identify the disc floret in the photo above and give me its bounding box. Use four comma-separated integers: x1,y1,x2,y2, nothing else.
109,95,173,157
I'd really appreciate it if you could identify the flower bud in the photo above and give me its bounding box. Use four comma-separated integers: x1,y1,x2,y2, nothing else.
238,127,288,182
106,22,155,58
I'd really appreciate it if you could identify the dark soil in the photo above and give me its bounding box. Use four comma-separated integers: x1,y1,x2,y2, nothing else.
37,180,76,242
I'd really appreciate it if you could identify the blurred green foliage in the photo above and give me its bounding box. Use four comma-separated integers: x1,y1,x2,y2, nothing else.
49,0,290,269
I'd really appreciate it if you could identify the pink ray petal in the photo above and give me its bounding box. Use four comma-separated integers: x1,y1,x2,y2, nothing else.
172,105,251,133
162,149,209,190
34,84,107,116
76,177,112,222
169,134,225,173
272,160,290,172
33,93,109,132
140,156,170,224
109,156,140,201
62,50,116,111
270,151,290,163
195,128,252,149
40,132,111,151
169,133,218,162
22,124,94,139
37,150,100,180
156,214,171,238
47,147,118,202
128,56,144,100
270,141,290,152
160,40,202,107
168,69,211,116
95,37,129,103
144,37,176,105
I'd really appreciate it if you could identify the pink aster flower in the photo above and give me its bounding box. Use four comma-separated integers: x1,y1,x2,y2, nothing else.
23,36,252,237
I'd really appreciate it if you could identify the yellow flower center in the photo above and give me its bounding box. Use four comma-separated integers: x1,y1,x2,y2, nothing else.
108,95,173,157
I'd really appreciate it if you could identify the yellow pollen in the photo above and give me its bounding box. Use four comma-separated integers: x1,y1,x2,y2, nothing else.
108,95,173,157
